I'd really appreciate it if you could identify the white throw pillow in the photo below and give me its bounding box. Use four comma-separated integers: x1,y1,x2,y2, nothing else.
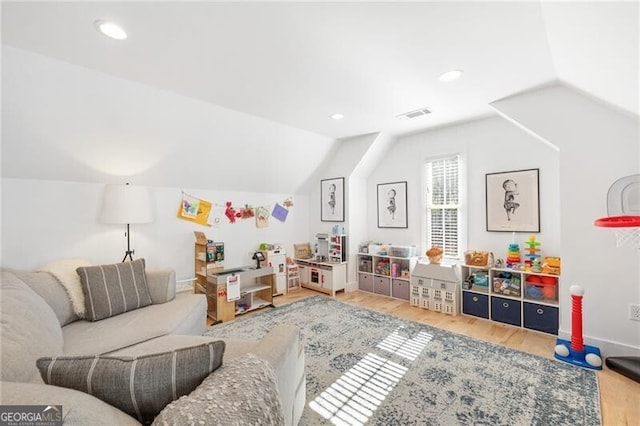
36,258,92,318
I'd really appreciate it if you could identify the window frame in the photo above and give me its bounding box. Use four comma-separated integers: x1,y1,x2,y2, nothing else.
423,154,465,261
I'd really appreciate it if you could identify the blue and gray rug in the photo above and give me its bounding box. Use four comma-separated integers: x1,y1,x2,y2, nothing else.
205,296,600,425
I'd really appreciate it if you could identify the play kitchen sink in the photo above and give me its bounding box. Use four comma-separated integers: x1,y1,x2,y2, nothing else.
208,265,274,283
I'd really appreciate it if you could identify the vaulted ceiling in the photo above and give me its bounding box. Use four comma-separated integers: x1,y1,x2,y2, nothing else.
3,1,637,140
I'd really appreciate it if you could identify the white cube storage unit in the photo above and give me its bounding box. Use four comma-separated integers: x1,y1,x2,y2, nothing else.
410,263,461,316
460,264,560,335
357,248,417,301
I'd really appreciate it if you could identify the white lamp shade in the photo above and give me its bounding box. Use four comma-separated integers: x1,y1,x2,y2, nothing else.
100,184,154,224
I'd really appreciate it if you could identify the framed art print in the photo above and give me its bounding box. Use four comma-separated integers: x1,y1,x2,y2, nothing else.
321,177,344,222
486,168,540,232
377,181,408,228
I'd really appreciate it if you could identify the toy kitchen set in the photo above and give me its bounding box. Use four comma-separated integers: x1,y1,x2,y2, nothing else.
293,232,348,297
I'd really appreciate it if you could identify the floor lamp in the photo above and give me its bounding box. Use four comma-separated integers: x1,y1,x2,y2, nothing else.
100,183,153,262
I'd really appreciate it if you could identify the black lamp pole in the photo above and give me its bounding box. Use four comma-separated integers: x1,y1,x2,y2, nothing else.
122,223,134,262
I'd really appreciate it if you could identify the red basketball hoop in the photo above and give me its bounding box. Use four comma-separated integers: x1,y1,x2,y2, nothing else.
594,215,640,248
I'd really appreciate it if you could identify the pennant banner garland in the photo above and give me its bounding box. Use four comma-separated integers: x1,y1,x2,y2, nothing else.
176,192,293,229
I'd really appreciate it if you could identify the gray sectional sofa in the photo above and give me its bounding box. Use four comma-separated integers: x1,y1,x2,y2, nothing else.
0,266,305,425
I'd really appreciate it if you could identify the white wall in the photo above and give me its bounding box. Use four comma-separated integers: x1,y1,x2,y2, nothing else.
365,116,561,258
306,133,380,287
346,133,397,289
491,83,640,356
1,46,328,290
2,46,336,194
1,178,309,283
540,1,639,116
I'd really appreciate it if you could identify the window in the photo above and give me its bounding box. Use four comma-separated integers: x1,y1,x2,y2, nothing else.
425,155,461,259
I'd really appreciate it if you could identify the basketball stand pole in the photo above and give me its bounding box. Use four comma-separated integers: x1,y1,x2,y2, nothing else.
554,285,602,370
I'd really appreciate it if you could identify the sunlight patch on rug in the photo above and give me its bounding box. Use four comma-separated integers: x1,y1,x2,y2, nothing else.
309,326,432,424
376,326,433,361
309,353,407,425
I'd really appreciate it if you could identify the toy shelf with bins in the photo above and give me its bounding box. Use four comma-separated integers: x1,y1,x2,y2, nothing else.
357,252,418,301
461,264,560,335
193,233,224,319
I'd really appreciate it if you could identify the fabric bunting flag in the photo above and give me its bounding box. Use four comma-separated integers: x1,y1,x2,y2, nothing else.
177,192,213,226
256,206,270,228
272,203,288,222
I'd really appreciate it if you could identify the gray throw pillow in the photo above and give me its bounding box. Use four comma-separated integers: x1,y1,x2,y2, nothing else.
152,353,284,426
36,340,225,424
76,259,152,321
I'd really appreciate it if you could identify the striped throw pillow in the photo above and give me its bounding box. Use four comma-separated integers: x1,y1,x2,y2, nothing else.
36,340,225,424
76,259,152,321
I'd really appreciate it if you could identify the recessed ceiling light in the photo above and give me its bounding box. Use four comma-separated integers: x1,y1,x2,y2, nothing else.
330,113,344,120
438,69,464,83
94,20,127,40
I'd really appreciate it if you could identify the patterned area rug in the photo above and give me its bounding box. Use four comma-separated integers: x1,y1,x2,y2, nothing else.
205,296,600,425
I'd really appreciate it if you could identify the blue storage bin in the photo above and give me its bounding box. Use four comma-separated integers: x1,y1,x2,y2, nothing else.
462,292,489,319
523,302,558,335
491,296,522,326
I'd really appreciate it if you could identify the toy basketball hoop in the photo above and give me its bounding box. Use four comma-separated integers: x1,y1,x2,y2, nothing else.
594,174,640,249
594,216,640,248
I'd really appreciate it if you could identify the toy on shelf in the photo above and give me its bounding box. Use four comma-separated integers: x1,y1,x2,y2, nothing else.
523,235,541,269
525,274,557,300
531,258,542,273
506,243,521,268
554,285,602,370
426,246,443,264
542,256,561,275
493,271,521,297
375,258,391,276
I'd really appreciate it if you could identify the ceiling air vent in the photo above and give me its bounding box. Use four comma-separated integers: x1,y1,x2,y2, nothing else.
396,107,431,120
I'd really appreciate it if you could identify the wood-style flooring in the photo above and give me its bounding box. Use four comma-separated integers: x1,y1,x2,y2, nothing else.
213,288,640,425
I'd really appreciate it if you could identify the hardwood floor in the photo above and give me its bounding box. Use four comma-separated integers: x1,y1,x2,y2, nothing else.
266,288,640,426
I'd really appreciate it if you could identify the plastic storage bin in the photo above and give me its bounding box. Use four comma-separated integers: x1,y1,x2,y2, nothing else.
389,245,416,257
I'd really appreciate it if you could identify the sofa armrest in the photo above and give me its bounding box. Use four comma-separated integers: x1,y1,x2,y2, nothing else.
250,324,305,426
146,269,176,304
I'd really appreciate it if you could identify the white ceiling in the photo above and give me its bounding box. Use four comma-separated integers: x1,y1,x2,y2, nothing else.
2,1,638,139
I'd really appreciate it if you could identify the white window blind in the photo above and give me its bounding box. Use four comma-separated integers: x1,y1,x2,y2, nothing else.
426,155,460,258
